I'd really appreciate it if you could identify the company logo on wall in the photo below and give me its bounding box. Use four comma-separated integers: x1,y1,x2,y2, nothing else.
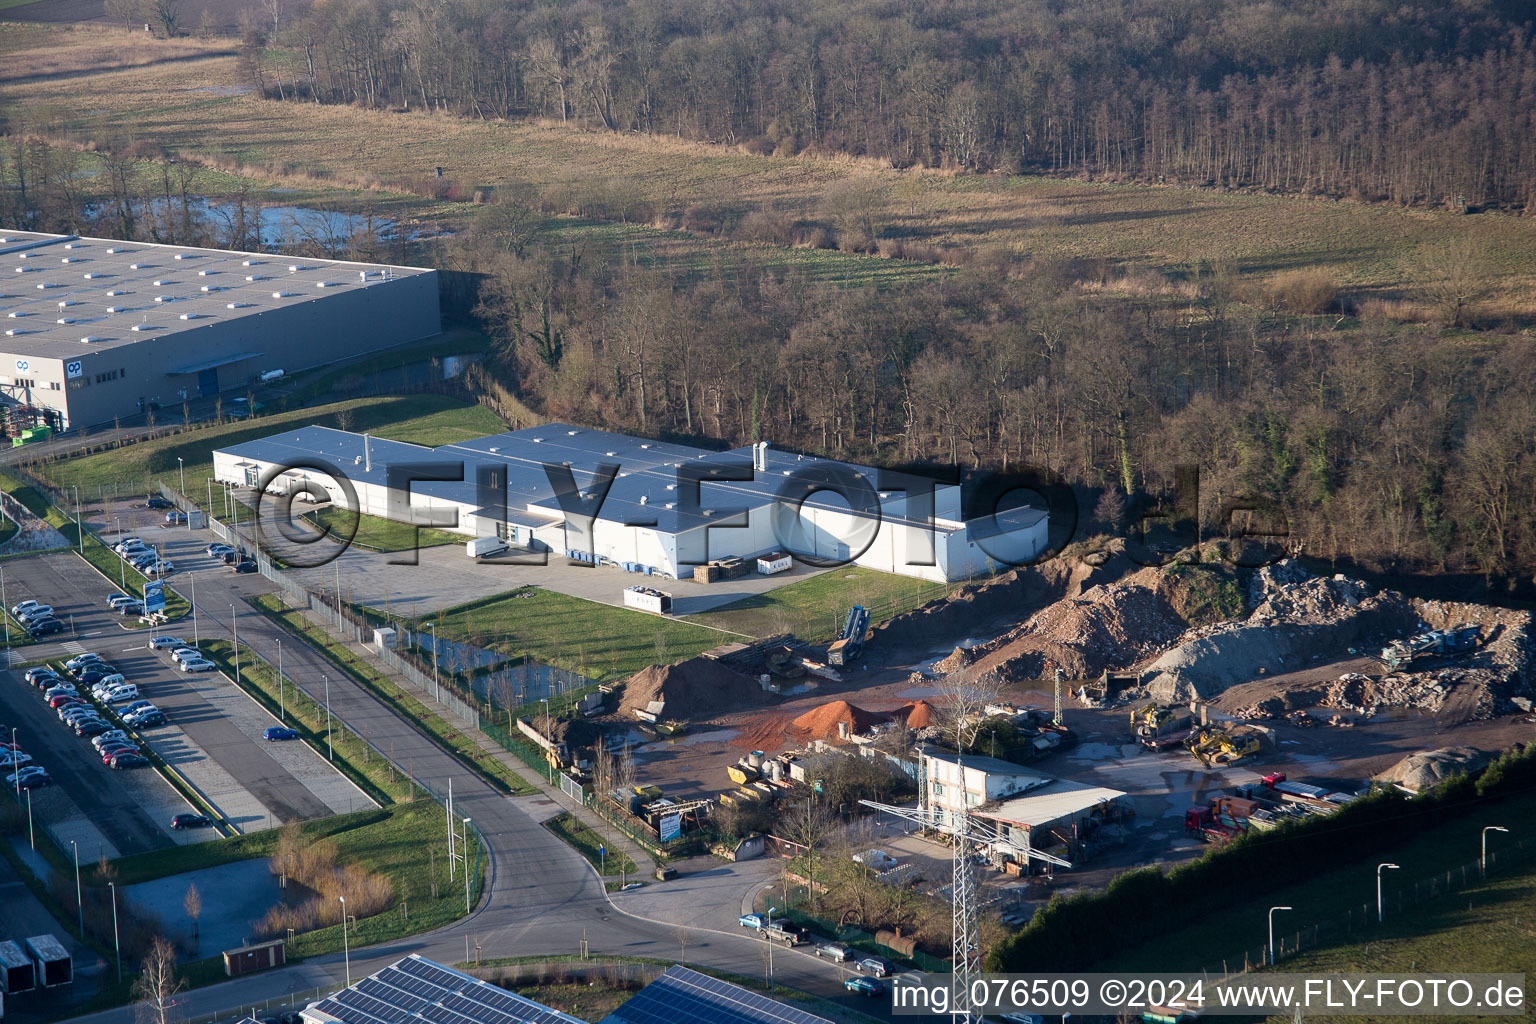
15,359,29,372
66,360,83,379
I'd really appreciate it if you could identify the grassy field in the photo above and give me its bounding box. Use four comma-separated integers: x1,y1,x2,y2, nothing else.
303,507,463,553
6,30,1534,309
1257,857,1536,1023
422,586,733,683
691,566,950,642
249,593,536,795
283,328,497,406
36,393,506,498
543,811,638,877
1104,789,1536,975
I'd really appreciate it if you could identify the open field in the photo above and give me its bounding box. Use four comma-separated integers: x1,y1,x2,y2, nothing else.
1259,857,1536,1023
6,31,1536,308
423,586,733,684
303,507,462,553
32,393,506,497
1104,789,1536,975
692,567,950,643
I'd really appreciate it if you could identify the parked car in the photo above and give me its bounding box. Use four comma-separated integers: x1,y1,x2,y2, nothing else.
263,726,300,741
75,719,112,737
26,668,61,687
77,666,119,686
146,496,173,509
28,618,63,636
0,750,33,769
99,743,139,762
221,551,241,564
112,537,143,552
90,673,127,691
149,636,184,650
11,599,41,617
179,657,215,673
119,545,151,559
129,554,158,570
44,683,78,699
120,701,155,716
8,767,51,789
738,913,769,929
144,563,174,578
171,813,213,830
109,752,149,770
856,957,894,978
93,730,131,751
123,709,166,728
206,543,234,557
164,510,188,525
170,647,201,664
17,605,53,623
100,685,140,704
106,593,136,608
60,706,100,724
815,942,853,963
118,601,147,615
232,559,258,574
49,693,85,709
844,977,888,997
66,653,103,672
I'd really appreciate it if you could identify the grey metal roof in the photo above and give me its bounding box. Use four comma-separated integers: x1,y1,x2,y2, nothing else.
0,233,430,362
599,966,832,1024
304,955,586,1024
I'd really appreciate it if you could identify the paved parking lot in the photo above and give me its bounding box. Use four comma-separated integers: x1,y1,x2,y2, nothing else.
1,544,372,835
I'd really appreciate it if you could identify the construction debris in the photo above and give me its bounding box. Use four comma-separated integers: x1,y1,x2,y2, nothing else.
1376,746,1491,793
619,657,768,722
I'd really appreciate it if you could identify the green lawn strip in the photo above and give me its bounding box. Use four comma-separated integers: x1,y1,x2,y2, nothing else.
542,812,637,877
47,659,236,837
423,586,731,684
302,506,463,552
1105,788,1536,974
36,393,502,496
1257,859,1536,1022
248,594,534,796
197,638,405,808
282,329,495,407
0,469,52,518
691,566,951,643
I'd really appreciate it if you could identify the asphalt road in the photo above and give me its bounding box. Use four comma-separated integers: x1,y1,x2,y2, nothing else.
2,551,332,825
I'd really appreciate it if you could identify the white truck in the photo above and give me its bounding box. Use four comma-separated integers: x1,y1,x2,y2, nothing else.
466,536,510,559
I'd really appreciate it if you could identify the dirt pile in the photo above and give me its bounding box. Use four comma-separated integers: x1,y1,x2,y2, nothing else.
618,657,768,722
1142,564,1418,702
790,700,888,742
942,566,1192,684
1376,746,1490,793
902,699,938,729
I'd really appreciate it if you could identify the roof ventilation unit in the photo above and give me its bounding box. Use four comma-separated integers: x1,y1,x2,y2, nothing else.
56,317,76,324
129,263,146,269
18,252,35,259
13,267,35,273
63,242,80,249
154,296,172,303
83,272,100,279
79,335,103,343
271,291,294,298
198,269,214,276
201,285,221,292
246,275,266,282
664,502,675,509
226,302,252,309
605,451,617,457
153,279,171,286
639,495,648,504
567,429,579,435
60,256,79,264
639,443,651,449
242,259,260,267
6,311,28,318
179,313,202,320
105,306,123,313
315,281,336,288
4,328,26,336
174,253,192,260
130,324,153,332
105,289,124,297
57,300,78,308
106,247,124,254
35,282,58,289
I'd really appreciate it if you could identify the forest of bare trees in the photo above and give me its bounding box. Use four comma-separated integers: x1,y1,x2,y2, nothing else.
447,205,1536,585
225,0,1536,210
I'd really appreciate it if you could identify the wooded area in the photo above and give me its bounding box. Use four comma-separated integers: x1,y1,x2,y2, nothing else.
221,0,1536,210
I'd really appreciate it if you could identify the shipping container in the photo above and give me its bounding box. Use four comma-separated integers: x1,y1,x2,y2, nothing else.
24,935,70,987
0,940,36,994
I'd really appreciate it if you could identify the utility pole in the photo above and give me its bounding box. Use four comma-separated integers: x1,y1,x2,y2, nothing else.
277,638,285,720
231,602,240,685
324,674,333,760
190,571,199,645
462,818,473,915
339,895,350,986
448,778,456,882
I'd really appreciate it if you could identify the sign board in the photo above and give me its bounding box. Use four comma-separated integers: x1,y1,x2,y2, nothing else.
659,813,682,842
65,360,83,379
15,359,28,372
143,580,166,616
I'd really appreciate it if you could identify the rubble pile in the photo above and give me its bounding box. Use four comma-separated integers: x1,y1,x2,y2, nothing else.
947,567,1190,684
618,657,768,721
1376,746,1491,793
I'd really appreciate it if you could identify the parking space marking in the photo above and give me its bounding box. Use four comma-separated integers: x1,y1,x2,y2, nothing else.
61,640,85,654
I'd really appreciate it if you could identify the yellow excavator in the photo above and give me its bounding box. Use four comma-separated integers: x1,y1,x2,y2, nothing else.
1188,727,1264,767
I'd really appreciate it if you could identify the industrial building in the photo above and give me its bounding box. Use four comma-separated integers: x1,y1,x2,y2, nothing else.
212,422,1049,582
0,231,439,430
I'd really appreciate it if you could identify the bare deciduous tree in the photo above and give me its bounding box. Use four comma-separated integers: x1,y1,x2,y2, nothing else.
937,669,1002,752
132,937,184,1024
183,883,202,946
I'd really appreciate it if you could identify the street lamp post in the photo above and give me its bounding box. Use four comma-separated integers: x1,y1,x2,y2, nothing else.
70,840,82,937
276,637,285,721
177,457,185,497
339,895,350,986
1377,863,1400,923
1482,826,1510,878
1268,906,1292,966
73,486,82,554
1,563,8,648
324,674,333,761
764,904,777,993
231,602,240,685
108,881,121,983
26,786,34,849
190,571,199,645
11,727,18,802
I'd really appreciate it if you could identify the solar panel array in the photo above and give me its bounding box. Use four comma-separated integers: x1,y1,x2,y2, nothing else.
597,966,833,1024
306,955,587,1024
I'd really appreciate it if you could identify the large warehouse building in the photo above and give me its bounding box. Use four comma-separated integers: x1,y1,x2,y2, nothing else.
213,423,1049,582
0,231,439,429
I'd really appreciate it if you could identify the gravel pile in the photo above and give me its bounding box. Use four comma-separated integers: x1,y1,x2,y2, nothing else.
1376,746,1491,792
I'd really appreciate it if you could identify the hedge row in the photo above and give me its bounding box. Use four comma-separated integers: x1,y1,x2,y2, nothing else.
987,742,1536,971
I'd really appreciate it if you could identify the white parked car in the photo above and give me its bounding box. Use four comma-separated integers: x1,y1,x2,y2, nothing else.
149,636,184,650
102,685,141,704
11,599,40,617
65,653,103,672
92,730,131,751
179,658,215,673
